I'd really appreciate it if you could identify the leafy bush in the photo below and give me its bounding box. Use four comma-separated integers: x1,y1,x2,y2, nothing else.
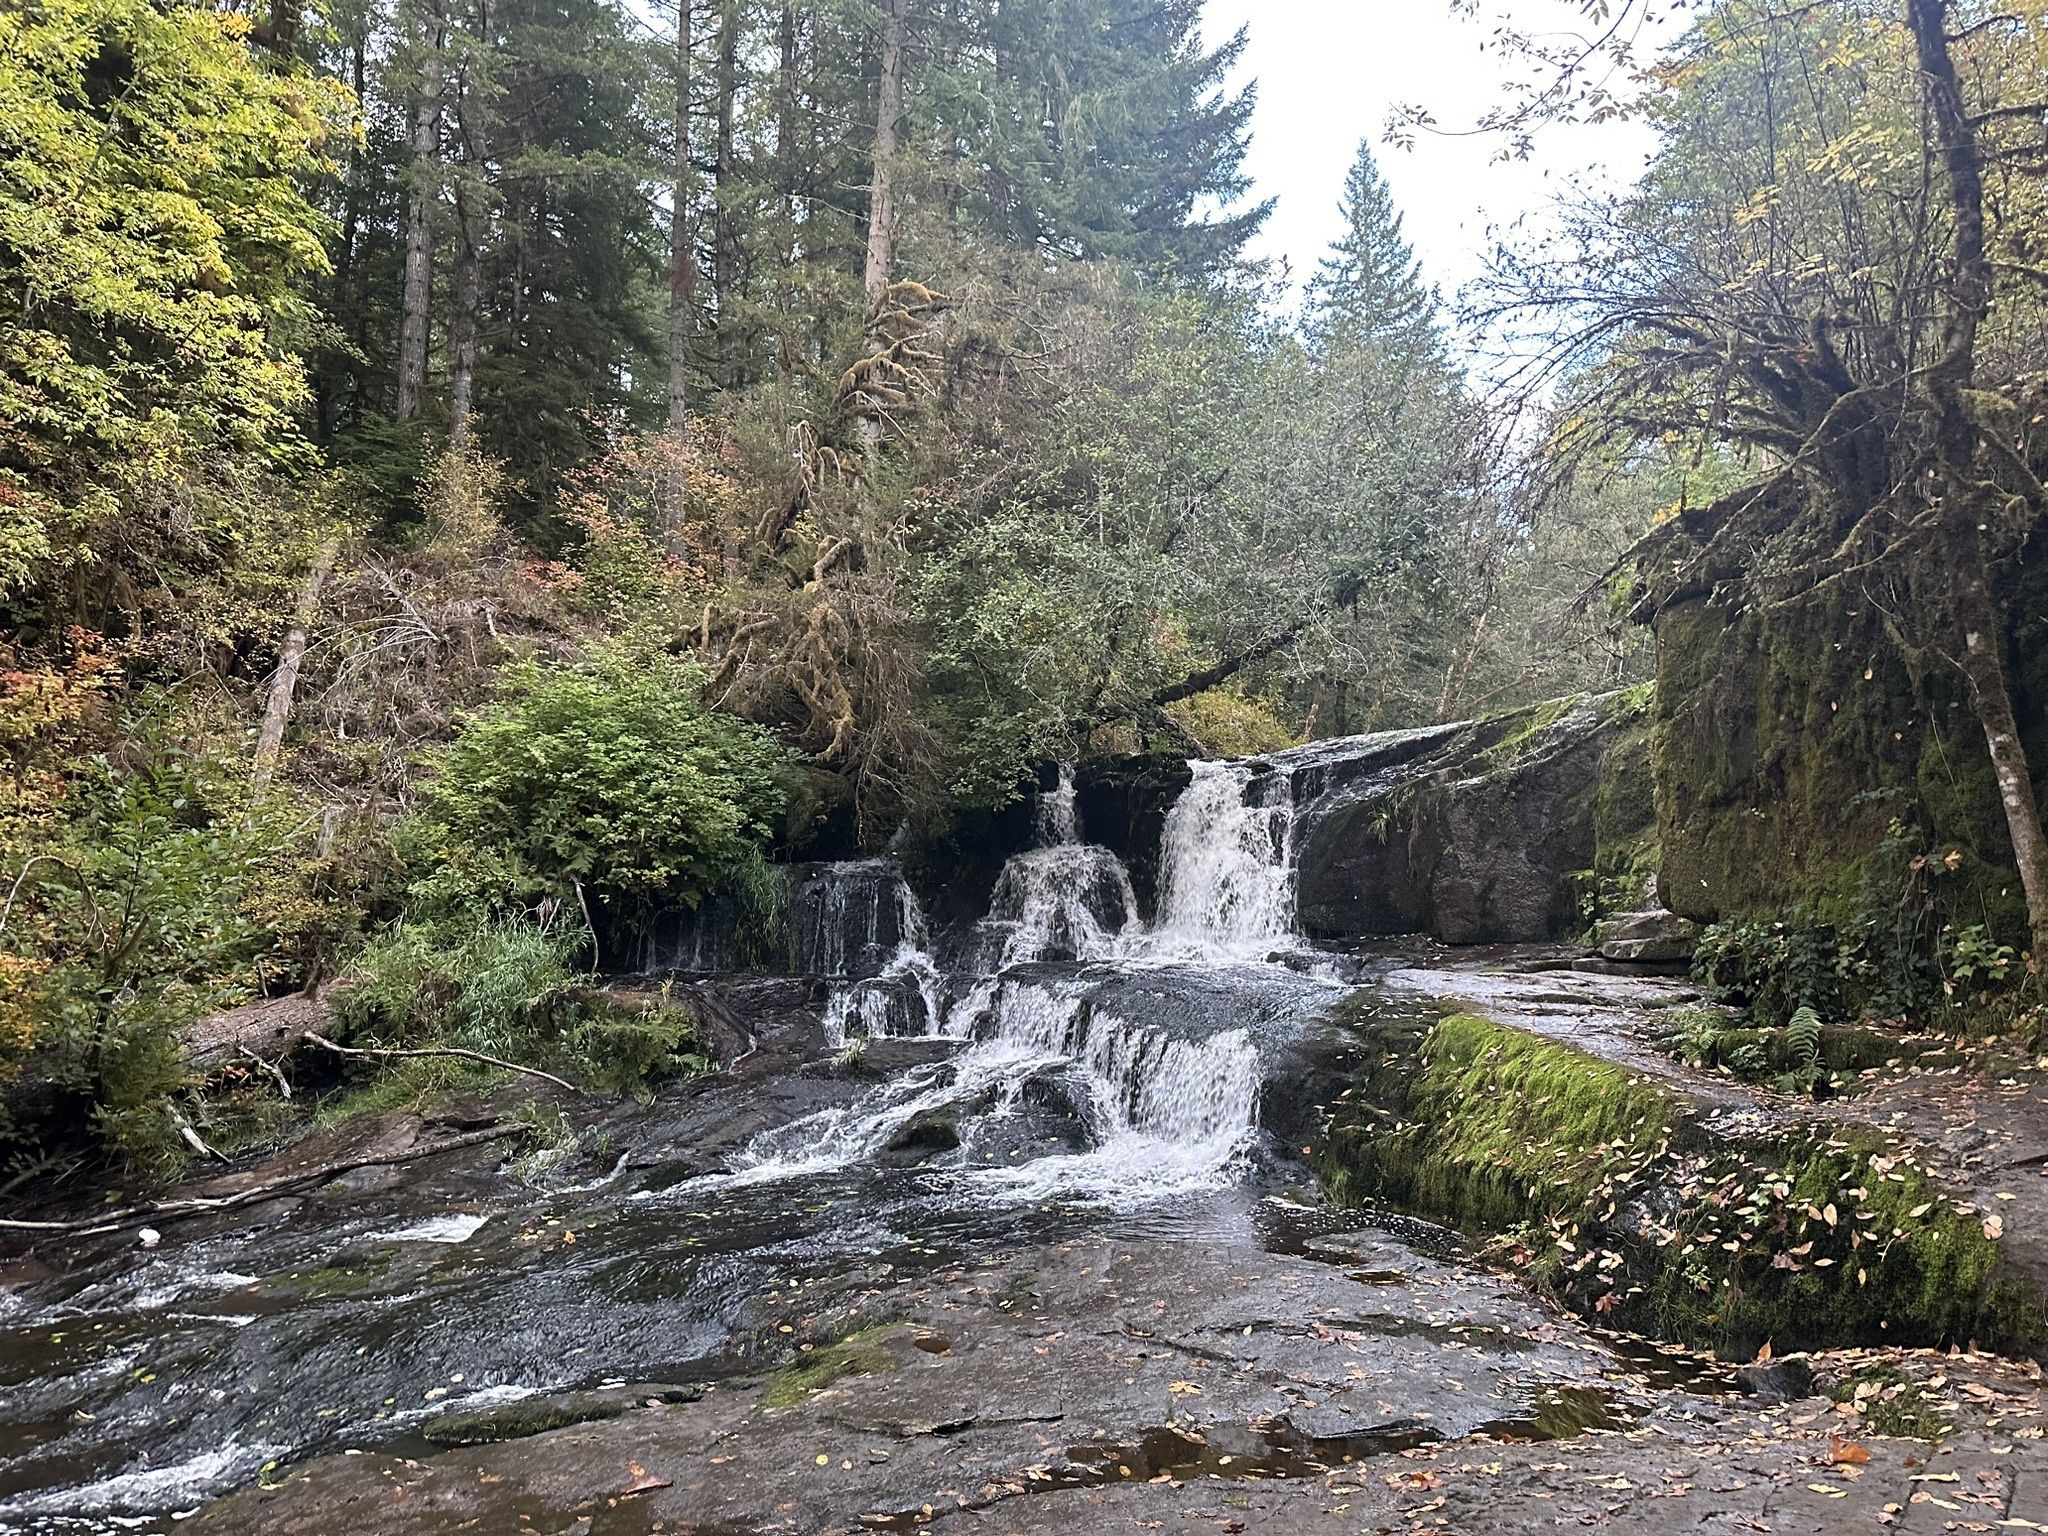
336,917,582,1053
334,915,707,1100
0,725,352,1183
400,648,794,921
1689,821,2018,1027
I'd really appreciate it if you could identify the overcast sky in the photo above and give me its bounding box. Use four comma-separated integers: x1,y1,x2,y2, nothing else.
1199,0,1667,309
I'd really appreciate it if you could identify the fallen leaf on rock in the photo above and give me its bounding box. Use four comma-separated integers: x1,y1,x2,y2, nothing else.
620,1463,671,1498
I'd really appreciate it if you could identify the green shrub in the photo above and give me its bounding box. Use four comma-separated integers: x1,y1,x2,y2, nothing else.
0,726,353,1184
1689,820,2022,1027
336,916,581,1052
332,915,708,1102
399,648,794,922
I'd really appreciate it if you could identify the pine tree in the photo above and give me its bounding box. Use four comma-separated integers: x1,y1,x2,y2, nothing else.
976,0,1270,274
1307,140,1436,353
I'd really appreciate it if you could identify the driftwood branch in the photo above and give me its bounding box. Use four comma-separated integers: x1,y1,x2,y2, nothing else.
239,1047,293,1101
0,1123,528,1237
304,1033,579,1094
1149,621,1311,710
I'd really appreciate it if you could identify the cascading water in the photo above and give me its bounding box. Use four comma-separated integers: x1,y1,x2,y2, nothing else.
729,756,1328,1208
972,766,1140,969
789,859,931,979
1145,758,1301,960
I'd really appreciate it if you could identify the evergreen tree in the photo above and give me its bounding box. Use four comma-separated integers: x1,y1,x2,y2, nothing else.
1307,140,1436,354
977,0,1271,273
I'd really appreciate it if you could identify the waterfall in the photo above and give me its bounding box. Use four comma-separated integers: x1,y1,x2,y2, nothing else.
971,765,1139,969
1144,759,1300,960
1034,763,1081,846
730,970,1262,1205
726,754,1312,1207
789,859,930,979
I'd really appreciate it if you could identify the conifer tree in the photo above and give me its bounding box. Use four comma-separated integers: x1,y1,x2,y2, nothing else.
1307,140,1436,355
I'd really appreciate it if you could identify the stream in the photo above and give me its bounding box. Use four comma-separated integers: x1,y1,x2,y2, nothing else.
0,761,1721,1534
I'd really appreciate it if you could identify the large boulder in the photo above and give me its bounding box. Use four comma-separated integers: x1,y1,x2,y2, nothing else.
1283,692,1657,946
1646,551,2048,931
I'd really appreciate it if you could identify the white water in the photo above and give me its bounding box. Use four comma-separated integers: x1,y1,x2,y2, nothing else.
792,859,931,979
973,767,1141,969
1142,759,1300,961
750,758,1305,1207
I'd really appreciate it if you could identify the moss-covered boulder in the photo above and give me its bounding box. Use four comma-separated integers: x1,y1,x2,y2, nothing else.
1317,1009,2046,1358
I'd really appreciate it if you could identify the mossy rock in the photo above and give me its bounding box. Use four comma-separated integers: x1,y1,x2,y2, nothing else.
1648,561,2046,943
761,1325,910,1409
1317,1011,2046,1359
1293,691,1658,945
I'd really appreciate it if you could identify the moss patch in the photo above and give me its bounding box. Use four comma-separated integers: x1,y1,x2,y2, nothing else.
1648,575,2043,945
1823,1363,1953,1441
761,1326,906,1408
1317,1011,2045,1359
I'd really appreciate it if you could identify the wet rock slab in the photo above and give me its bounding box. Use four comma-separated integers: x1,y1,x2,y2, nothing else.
193,1216,1667,1535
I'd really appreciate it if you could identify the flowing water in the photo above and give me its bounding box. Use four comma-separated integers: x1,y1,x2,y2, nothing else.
0,758,1667,1532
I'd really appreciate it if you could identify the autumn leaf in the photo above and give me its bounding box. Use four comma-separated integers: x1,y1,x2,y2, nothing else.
621,1462,672,1497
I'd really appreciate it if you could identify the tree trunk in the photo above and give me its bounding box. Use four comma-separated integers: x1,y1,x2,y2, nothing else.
447,0,487,443
1951,544,2048,966
447,200,480,442
1910,0,2048,968
667,0,697,430
713,0,740,383
252,542,339,791
777,0,799,378
396,0,445,423
863,0,905,298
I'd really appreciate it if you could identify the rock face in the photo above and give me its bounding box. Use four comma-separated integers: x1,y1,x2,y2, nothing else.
1644,533,2048,929
1275,692,1657,947
1071,755,1193,918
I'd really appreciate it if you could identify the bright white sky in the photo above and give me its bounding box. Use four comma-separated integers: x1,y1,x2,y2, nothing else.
1199,0,1669,310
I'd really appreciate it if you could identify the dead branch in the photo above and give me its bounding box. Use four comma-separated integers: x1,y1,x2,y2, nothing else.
305,1032,579,1094
0,1123,528,1238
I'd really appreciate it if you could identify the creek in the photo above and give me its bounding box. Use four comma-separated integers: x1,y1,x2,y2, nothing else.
0,754,1723,1534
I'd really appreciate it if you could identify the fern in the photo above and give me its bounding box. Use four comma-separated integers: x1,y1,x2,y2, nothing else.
1775,1006,1826,1097
1786,1006,1823,1067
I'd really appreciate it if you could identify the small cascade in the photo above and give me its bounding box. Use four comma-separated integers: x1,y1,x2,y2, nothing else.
730,970,1263,1204
972,765,1140,969
822,948,956,1046
1144,759,1300,960
724,754,1317,1207
789,860,930,979
973,975,1258,1153
1034,763,1082,846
